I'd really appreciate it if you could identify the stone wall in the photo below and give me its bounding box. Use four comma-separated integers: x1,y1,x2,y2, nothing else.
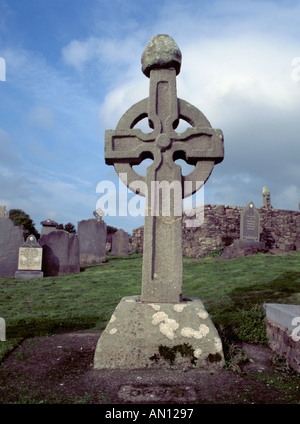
130,204,300,258
266,318,300,373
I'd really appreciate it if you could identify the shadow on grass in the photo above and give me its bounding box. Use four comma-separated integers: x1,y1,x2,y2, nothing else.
230,271,300,309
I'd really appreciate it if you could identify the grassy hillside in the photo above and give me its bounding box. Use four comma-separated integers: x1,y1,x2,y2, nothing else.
0,251,299,361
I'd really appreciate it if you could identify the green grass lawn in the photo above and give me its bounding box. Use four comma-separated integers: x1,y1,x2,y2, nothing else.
0,251,300,362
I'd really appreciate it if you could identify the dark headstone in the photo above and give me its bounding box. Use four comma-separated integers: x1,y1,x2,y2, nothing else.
78,219,106,265
111,229,129,256
0,217,24,276
240,201,260,242
39,230,80,276
220,201,265,259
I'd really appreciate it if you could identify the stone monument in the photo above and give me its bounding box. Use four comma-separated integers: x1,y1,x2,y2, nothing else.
111,229,129,256
239,201,265,248
220,201,266,259
78,217,107,265
262,186,272,209
39,230,80,276
40,219,58,235
240,201,260,242
0,212,24,276
0,206,9,218
15,234,43,279
94,35,225,370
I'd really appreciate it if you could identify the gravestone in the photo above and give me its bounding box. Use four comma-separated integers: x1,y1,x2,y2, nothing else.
15,234,43,279
262,186,272,209
39,230,80,276
0,213,24,276
240,201,260,242
221,201,265,259
40,219,58,235
0,205,9,218
94,34,225,370
240,201,265,248
111,229,129,256
78,218,106,265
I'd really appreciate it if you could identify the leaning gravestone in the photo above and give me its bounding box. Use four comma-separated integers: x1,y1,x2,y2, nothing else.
78,218,106,265
94,35,225,370
111,229,129,256
0,210,24,276
39,230,80,276
15,234,43,279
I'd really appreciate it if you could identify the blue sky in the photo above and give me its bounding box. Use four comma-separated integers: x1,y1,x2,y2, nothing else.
0,0,300,234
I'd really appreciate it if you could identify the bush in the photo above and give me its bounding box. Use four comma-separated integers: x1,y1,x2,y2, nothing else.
234,304,268,345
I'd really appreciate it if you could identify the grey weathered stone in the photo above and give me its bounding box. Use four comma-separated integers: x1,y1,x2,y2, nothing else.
111,229,129,256
95,35,224,370
0,217,24,276
132,204,300,257
141,34,182,77
264,303,300,373
0,206,9,218
220,201,265,258
240,201,260,242
40,219,58,235
105,34,223,303
93,208,105,221
78,218,106,265
94,296,224,370
39,230,79,276
15,234,43,279
262,186,272,209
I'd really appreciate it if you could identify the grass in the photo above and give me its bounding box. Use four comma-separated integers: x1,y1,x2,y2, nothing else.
0,251,299,361
0,250,299,404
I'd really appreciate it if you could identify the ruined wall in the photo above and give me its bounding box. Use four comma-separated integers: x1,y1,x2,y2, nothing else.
130,204,300,258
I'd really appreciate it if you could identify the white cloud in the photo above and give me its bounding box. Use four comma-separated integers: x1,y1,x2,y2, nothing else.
61,38,97,70
0,129,22,166
28,105,55,129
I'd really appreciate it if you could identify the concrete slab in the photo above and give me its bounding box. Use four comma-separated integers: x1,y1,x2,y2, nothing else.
264,303,300,332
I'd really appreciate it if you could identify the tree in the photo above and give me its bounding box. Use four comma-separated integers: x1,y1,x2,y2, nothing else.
9,209,40,240
64,222,76,234
107,225,118,234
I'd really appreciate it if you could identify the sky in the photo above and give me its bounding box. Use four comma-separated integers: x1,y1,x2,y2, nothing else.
0,0,300,234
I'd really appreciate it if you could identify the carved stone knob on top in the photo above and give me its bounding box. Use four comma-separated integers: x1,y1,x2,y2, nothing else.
141,34,182,77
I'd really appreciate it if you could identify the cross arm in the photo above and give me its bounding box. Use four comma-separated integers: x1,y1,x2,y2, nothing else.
171,127,224,165
105,129,156,165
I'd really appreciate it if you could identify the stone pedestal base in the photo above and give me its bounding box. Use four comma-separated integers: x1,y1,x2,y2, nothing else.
94,296,224,370
234,239,266,249
15,270,44,279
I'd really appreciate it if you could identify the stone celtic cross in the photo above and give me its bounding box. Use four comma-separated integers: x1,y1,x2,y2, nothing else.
105,35,224,303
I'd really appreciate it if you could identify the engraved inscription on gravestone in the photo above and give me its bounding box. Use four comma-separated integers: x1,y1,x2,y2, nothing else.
18,248,42,270
240,201,260,242
15,235,43,279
